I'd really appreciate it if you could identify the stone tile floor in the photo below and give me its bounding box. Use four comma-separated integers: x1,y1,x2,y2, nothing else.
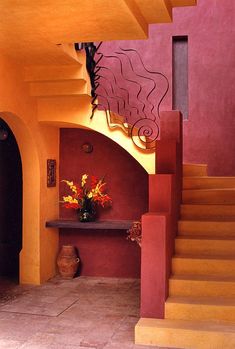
0,276,176,349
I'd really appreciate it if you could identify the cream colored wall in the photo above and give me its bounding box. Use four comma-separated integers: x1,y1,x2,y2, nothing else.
0,54,59,284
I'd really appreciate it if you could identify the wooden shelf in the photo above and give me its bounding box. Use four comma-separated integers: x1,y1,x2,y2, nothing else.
45,219,133,230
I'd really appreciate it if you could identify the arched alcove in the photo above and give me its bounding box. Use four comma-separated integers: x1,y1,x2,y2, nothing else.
0,118,22,281
59,127,148,277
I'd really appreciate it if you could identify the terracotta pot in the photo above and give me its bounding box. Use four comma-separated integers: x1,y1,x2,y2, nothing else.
57,245,80,279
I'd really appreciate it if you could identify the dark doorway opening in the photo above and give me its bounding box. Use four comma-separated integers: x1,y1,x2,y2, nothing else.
172,36,188,119
0,118,22,283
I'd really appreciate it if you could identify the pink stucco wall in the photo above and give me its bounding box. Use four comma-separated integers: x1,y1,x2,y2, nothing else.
98,0,235,175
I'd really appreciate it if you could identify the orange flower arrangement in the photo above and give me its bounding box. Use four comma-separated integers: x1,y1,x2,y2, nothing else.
61,174,112,210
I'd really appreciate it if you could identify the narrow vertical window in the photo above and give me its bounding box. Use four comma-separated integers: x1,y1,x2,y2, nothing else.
172,36,188,119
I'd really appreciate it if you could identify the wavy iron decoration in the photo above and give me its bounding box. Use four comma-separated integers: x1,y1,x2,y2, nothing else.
78,42,169,150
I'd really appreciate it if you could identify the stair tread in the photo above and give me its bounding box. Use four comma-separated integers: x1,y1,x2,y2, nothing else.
183,188,235,191
180,202,235,208
37,93,89,97
180,217,235,221
174,253,235,260
180,218,235,221
179,219,235,222
137,318,235,332
166,296,235,306
184,176,235,179
176,235,235,241
170,274,235,282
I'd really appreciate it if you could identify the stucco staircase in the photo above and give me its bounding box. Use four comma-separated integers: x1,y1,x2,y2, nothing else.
136,163,235,349
24,46,91,99
23,47,155,173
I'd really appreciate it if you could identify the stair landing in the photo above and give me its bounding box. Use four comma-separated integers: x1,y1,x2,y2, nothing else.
135,318,235,349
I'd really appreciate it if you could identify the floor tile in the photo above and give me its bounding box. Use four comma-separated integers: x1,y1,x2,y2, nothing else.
0,276,180,349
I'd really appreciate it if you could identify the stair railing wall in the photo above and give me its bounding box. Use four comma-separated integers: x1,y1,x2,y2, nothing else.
140,110,182,318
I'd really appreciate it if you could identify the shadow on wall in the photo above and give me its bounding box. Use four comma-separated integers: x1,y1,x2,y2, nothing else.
0,118,22,280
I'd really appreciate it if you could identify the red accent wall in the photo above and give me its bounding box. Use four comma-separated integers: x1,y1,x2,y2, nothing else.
59,128,148,277
98,0,235,176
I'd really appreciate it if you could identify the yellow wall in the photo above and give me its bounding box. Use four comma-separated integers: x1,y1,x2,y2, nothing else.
0,54,59,284
0,51,154,285
38,97,155,174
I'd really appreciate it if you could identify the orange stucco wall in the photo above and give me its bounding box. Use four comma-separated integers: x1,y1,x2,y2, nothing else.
0,49,155,285
0,54,59,284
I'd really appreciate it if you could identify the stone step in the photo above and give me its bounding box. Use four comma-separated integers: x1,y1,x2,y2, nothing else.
178,220,235,237
180,204,235,220
169,274,235,297
29,79,89,97
172,254,235,277
135,318,235,349
183,163,207,177
24,64,85,82
165,296,235,322
175,236,235,256
183,176,235,190
183,188,235,204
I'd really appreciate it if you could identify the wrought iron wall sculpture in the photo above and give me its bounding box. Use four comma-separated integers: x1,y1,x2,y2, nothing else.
76,42,169,151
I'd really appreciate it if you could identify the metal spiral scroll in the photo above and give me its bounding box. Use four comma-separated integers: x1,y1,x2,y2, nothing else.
88,42,169,150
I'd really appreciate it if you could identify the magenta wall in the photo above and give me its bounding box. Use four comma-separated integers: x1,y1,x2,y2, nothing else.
59,128,148,277
98,0,235,176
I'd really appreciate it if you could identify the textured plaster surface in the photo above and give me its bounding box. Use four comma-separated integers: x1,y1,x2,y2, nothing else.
0,277,178,349
98,0,235,175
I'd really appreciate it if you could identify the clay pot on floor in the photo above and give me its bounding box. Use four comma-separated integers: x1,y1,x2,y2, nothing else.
57,245,80,279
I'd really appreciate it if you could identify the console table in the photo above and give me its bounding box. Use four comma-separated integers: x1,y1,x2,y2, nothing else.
46,219,140,278
46,219,133,230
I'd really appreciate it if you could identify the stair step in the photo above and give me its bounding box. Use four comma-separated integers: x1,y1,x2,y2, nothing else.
29,79,88,97
180,204,235,220
169,274,235,297
183,176,235,189
178,220,235,237
172,255,235,276
183,163,208,177
24,64,85,82
175,236,235,256
165,296,235,322
183,188,235,204
135,318,235,349
59,43,85,64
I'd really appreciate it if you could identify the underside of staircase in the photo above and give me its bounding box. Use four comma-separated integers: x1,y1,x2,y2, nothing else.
136,163,235,349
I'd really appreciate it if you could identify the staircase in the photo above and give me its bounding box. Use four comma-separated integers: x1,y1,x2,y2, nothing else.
136,163,235,349
23,48,155,174
24,47,91,98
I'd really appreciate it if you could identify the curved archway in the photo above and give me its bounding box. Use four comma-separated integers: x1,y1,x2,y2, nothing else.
0,112,41,284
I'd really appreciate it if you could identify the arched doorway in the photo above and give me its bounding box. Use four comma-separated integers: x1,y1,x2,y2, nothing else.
0,118,22,282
